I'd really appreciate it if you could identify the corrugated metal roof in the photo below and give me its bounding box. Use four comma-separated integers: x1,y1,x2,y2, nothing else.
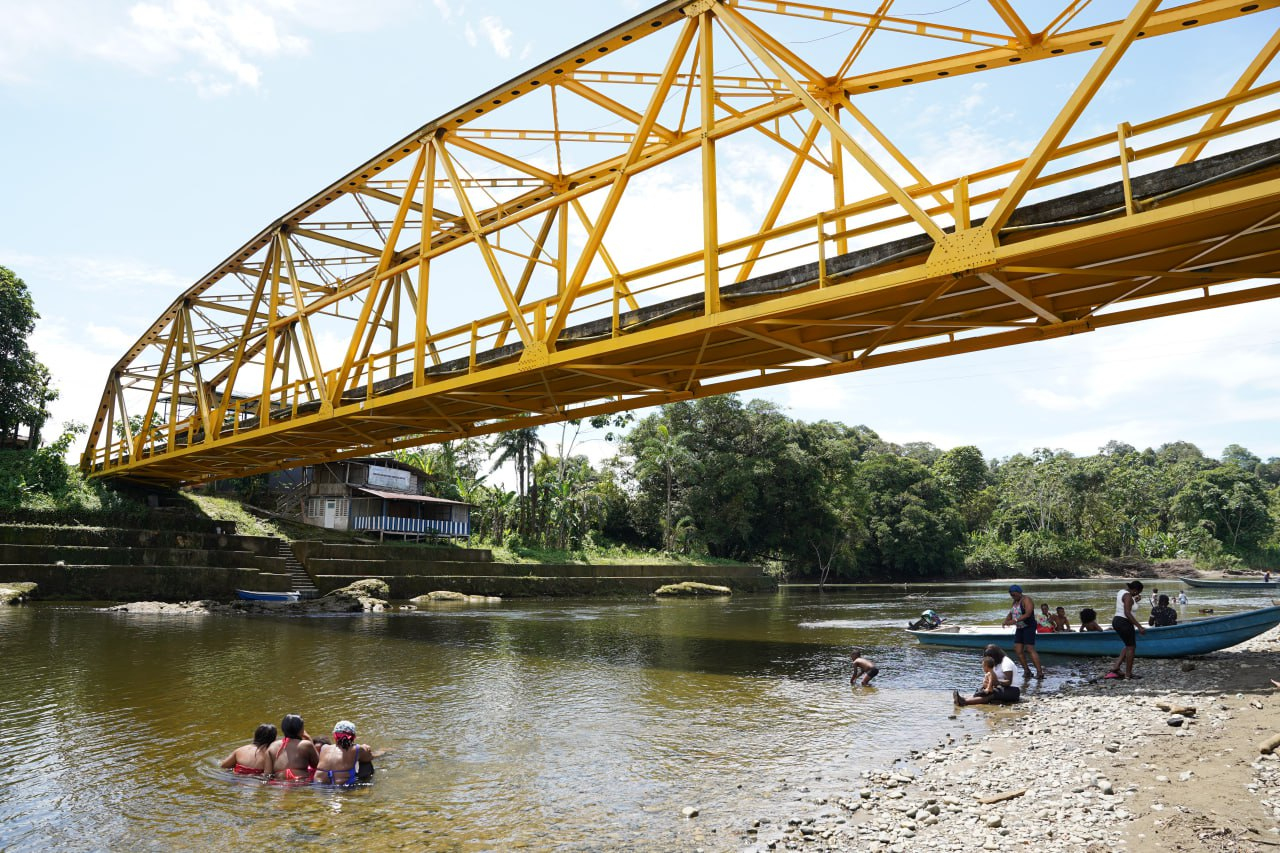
355,487,470,506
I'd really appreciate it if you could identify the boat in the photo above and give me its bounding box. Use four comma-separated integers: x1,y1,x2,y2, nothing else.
1182,577,1277,589
235,589,301,602
907,605,1280,658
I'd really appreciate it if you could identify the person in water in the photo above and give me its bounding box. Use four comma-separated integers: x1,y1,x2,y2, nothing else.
312,720,375,785
849,649,879,686
1107,581,1146,680
220,723,277,776
1078,608,1103,632
954,644,1020,706
1149,594,1178,627
270,714,320,782
1002,585,1045,679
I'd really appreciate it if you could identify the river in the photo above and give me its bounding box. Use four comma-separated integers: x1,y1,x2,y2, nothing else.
0,580,1255,851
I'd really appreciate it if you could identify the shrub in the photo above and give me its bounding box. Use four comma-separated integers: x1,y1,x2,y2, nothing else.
962,530,1019,577
1012,530,1098,576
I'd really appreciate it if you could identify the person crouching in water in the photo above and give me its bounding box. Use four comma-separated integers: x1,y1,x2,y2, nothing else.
850,649,879,686
313,720,374,785
270,713,320,782
220,723,276,776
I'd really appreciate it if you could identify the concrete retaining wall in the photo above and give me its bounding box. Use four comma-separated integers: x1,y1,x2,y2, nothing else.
307,558,764,579
314,571,777,598
0,524,277,554
0,564,292,600
290,540,494,564
0,523,773,600
0,543,285,573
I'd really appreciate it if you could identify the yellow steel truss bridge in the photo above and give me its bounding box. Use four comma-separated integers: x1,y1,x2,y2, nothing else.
82,0,1280,484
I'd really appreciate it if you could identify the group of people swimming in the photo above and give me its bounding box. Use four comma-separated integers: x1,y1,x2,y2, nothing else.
220,714,375,785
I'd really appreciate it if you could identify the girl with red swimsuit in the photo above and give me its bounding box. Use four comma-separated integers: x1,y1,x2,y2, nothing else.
268,714,320,782
220,723,277,776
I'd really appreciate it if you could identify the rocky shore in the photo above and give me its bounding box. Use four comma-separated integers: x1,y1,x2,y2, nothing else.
746,626,1280,852
102,578,393,614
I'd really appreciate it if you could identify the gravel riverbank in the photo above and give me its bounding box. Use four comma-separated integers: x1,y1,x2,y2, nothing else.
744,626,1280,852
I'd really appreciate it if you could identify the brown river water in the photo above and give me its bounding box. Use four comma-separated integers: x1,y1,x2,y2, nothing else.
3,580,1245,852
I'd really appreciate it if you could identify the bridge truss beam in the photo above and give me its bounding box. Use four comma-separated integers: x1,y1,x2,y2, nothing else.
82,0,1280,484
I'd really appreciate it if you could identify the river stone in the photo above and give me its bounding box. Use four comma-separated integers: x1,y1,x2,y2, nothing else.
0,582,36,604
682,806,699,818
415,590,468,602
653,582,732,597
302,579,389,612
103,600,220,614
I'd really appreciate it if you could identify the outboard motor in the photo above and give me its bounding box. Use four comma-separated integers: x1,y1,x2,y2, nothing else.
908,609,943,630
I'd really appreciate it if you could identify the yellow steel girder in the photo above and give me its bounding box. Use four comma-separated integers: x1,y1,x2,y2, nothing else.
81,0,1280,484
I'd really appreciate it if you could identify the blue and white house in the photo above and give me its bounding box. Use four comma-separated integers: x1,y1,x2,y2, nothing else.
297,457,471,541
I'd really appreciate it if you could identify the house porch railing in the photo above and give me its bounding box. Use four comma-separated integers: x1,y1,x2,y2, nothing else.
352,515,469,537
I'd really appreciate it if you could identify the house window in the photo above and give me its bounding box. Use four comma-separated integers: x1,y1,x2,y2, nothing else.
307,497,349,517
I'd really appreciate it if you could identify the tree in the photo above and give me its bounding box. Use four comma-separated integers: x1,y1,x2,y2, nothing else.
784,421,869,586
633,421,693,551
0,266,56,447
851,452,964,576
994,448,1076,534
1172,466,1274,552
1221,443,1261,472
1155,441,1209,468
935,445,988,498
489,426,545,537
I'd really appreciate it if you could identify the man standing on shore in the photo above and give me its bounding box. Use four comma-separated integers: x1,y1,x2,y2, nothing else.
1002,585,1045,679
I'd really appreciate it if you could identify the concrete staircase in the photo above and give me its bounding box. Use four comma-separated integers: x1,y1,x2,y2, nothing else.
275,537,320,599
0,522,293,601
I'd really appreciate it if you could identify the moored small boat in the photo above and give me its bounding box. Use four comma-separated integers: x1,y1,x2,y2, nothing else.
1182,577,1277,589
907,605,1280,658
235,589,301,602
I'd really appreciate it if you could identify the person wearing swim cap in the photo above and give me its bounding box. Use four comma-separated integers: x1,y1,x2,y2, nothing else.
312,720,375,785
1001,585,1045,679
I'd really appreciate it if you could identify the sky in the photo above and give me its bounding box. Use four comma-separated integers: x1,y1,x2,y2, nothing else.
3,0,1280,477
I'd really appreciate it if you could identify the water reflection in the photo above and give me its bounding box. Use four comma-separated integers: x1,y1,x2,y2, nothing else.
1,581,1268,850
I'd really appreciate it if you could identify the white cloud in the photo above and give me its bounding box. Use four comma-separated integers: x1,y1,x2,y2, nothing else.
5,250,190,294
29,317,123,450
463,21,477,48
477,15,513,59
0,0,431,95
1013,307,1280,414
93,0,309,94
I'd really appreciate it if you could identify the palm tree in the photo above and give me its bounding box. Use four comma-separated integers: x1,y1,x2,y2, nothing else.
489,426,546,536
635,422,693,551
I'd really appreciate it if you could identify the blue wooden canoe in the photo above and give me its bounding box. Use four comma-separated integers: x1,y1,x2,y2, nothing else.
235,589,301,602
1183,577,1278,589
907,605,1280,658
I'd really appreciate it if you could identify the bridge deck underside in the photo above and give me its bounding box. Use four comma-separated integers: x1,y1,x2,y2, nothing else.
110,140,1280,484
